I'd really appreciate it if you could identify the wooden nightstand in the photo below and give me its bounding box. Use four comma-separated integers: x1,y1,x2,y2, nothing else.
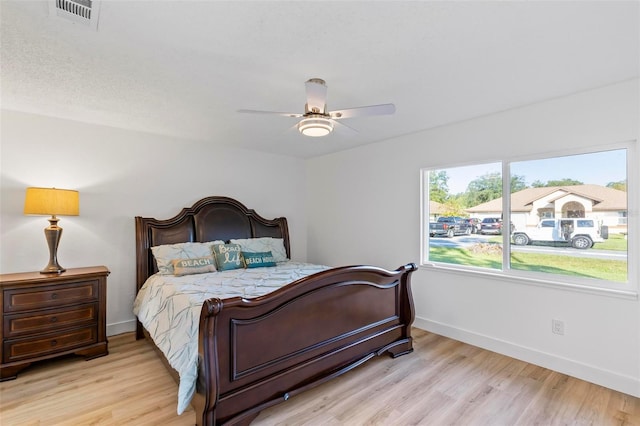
0,266,109,381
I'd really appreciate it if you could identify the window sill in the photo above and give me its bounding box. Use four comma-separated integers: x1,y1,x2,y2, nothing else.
419,261,638,300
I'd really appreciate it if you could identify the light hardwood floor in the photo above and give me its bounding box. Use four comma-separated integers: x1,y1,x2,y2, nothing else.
1,328,638,425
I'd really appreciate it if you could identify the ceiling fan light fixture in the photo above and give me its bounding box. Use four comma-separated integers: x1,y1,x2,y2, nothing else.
239,78,395,137
298,116,333,137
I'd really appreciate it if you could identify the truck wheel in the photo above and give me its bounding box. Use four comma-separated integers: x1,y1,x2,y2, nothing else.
571,236,592,249
447,228,455,238
512,233,529,246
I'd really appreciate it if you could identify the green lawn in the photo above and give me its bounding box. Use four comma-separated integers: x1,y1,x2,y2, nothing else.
430,246,502,270
510,252,627,282
594,233,628,251
429,238,628,283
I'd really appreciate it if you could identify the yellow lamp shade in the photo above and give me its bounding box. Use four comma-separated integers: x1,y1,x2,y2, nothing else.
24,187,79,216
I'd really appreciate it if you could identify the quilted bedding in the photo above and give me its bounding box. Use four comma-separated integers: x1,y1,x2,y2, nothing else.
132,261,330,414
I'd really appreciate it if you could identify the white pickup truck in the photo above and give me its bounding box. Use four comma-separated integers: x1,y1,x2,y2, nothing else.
511,218,608,249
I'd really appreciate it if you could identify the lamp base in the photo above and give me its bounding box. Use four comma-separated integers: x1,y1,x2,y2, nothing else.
40,216,66,274
40,264,66,274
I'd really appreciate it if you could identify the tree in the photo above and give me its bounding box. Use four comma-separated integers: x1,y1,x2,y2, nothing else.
530,178,583,188
429,170,449,203
510,174,527,193
465,172,502,206
544,178,583,187
606,180,627,191
441,199,467,217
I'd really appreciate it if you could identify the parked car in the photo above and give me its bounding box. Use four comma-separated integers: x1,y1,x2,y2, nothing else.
429,216,472,238
463,218,481,234
511,218,608,249
479,217,503,235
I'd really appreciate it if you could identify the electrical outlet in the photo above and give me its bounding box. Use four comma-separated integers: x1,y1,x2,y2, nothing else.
552,319,564,335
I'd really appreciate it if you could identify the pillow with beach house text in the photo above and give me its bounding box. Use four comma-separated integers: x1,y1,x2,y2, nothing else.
242,251,277,268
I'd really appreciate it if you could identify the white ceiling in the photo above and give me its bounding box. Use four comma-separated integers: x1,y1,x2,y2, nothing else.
1,1,638,159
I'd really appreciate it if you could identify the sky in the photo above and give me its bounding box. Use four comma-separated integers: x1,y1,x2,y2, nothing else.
440,149,627,194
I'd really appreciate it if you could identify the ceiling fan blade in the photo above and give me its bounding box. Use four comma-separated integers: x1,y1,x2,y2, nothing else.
329,103,395,119
331,119,358,135
305,78,328,114
238,109,302,118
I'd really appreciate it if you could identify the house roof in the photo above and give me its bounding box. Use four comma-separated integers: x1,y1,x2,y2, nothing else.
466,184,627,213
429,201,447,215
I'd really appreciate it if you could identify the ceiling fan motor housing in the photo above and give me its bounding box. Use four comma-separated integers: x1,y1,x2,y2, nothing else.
298,115,333,137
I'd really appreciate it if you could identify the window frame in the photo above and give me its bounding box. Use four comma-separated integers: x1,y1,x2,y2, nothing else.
420,140,638,298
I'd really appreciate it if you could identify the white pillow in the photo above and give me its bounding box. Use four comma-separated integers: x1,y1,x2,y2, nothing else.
230,237,288,262
151,241,224,275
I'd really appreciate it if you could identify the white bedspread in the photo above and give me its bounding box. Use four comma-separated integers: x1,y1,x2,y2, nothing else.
132,261,330,415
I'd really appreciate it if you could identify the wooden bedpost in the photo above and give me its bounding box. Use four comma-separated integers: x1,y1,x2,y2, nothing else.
388,263,417,358
193,298,224,426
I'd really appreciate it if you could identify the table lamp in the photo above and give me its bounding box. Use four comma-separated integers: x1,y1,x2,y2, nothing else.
24,187,79,274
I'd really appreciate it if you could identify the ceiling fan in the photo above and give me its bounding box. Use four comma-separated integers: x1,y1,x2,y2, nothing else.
238,78,395,137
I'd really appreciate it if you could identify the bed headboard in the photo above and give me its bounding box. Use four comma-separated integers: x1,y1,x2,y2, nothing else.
135,196,290,293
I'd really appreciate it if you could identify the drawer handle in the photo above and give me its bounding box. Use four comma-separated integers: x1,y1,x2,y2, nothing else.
51,340,58,346
51,293,58,300
50,316,58,323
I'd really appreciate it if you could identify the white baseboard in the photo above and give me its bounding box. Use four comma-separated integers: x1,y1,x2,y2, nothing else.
106,319,137,337
413,316,640,398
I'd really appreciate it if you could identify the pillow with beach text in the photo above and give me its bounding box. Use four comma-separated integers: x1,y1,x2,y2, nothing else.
171,256,217,276
151,241,223,275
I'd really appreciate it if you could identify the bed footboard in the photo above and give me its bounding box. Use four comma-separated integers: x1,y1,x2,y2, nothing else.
192,263,417,426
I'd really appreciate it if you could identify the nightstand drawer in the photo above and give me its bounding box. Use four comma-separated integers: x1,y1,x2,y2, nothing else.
4,303,97,338
3,280,99,313
3,326,98,363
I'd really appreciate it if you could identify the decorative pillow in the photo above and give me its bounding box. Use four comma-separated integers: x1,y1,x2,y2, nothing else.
151,241,224,275
230,237,288,262
242,251,276,268
171,256,217,276
212,243,245,271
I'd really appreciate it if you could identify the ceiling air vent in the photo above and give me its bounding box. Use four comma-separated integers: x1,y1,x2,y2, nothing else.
49,0,101,30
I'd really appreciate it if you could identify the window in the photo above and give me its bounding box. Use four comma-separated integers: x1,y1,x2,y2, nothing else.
424,163,503,269
619,211,628,225
421,143,634,291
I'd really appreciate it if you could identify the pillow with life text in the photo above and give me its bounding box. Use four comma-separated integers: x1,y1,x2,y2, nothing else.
212,243,245,271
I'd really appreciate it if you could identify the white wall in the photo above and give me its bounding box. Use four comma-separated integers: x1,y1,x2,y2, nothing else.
0,110,308,335
2,81,637,398
306,79,640,397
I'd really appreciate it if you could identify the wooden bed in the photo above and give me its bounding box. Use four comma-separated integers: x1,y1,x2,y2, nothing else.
135,196,417,425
